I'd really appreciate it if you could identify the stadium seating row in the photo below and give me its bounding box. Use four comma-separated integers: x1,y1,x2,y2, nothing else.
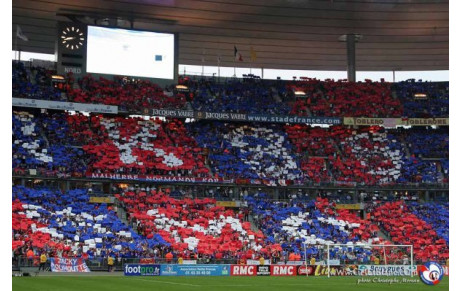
117,187,273,259
13,111,448,185
13,62,449,117
370,201,448,262
12,186,448,264
12,186,168,259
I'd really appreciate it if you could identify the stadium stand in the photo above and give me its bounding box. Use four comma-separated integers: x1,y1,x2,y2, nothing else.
116,187,273,261
13,111,86,177
67,114,210,177
189,121,301,181
11,64,449,268
394,127,448,184
284,125,333,183
190,78,290,115
407,202,449,246
12,62,63,101
245,193,395,263
13,62,450,119
12,186,169,260
288,78,402,117
370,201,449,263
68,75,186,112
394,80,449,117
12,184,449,265
13,110,448,184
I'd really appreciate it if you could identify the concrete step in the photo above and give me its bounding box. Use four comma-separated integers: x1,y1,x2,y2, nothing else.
271,87,283,103
248,214,261,233
376,229,394,243
40,131,50,148
114,199,139,234
304,107,313,117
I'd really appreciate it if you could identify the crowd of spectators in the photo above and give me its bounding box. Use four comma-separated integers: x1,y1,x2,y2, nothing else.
117,186,277,262
189,121,301,181
12,186,170,264
284,125,334,184
67,114,210,177
285,125,407,185
404,128,448,159
394,80,449,117
245,192,399,263
68,75,186,112
13,111,86,177
370,201,448,263
12,61,63,101
12,185,448,265
13,110,448,185
13,62,449,118
288,78,402,117
189,78,290,115
407,202,448,246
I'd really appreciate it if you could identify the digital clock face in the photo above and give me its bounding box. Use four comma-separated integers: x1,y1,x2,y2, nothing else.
60,26,85,50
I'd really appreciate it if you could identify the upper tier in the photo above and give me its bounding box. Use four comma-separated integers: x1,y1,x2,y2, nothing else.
13,61,448,118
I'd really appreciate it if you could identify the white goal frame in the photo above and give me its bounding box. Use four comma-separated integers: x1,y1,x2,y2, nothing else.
302,243,414,278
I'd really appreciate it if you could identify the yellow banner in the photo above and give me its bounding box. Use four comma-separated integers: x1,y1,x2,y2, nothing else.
406,118,449,126
343,117,402,127
216,201,237,207
335,204,361,210
343,117,355,125
343,117,448,127
89,197,113,203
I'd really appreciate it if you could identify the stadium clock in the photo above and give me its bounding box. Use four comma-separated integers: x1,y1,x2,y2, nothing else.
60,26,85,50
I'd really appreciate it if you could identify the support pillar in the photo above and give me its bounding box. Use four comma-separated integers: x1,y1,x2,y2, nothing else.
339,34,362,82
346,35,356,82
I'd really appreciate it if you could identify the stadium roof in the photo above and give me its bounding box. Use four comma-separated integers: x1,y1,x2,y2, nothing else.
12,0,448,71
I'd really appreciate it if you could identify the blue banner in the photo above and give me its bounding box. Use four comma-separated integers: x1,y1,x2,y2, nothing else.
160,264,231,276
246,114,342,125
124,264,161,276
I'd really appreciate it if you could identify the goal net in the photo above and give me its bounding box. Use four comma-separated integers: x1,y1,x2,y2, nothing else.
302,243,414,277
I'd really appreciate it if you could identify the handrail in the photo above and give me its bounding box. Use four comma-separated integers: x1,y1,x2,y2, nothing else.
12,172,449,190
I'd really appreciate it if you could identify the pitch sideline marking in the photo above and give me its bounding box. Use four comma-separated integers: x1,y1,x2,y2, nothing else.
132,278,201,287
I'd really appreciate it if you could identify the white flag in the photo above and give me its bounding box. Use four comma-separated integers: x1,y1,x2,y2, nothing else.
16,25,28,41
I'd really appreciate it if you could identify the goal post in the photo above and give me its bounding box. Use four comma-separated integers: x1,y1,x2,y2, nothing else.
303,243,414,278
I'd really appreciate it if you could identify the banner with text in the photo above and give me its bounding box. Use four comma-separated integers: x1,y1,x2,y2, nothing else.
86,173,234,184
88,197,113,204
124,264,161,276
160,264,230,276
358,265,417,276
230,265,257,276
344,117,449,127
335,204,362,210
406,118,449,126
151,109,342,125
87,173,292,186
13,98,118,114
270,265,298,276
216,201,244,208
50,258,90,272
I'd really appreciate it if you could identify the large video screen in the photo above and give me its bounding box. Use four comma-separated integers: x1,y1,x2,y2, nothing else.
86,26,175,79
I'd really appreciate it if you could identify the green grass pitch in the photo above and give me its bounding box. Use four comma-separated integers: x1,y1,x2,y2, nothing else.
12,275,449,291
